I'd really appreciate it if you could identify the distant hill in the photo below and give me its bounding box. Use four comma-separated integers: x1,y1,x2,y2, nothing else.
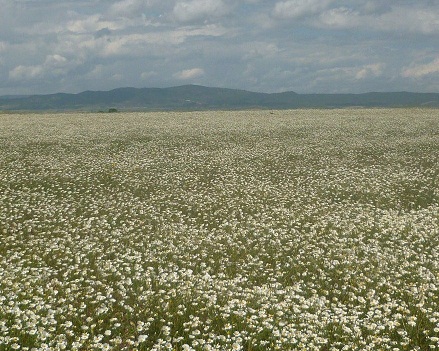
1,85,439,111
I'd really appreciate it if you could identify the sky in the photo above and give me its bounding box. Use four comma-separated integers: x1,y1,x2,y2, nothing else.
1,0,439,95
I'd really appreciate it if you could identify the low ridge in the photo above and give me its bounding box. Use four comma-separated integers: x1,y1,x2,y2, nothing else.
1,85,438,111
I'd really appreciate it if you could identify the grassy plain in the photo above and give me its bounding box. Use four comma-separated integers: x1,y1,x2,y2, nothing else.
0,109,438,351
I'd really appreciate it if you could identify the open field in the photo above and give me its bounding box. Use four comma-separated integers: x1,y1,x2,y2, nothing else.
0,109,438,351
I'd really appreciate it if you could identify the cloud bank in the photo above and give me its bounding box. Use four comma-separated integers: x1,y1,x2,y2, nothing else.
1,0,438,95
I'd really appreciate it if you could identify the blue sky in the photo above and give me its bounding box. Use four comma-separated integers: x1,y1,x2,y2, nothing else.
1,0,438,95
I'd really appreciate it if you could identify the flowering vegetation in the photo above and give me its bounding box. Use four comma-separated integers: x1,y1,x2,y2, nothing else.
0,109,438,351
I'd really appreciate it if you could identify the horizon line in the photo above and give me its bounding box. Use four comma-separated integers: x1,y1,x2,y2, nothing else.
2,84,439,98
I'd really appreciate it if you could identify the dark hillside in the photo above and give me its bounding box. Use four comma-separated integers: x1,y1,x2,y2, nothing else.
1,85,438,111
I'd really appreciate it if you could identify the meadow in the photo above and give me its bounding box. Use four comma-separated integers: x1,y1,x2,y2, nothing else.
0,109,438,351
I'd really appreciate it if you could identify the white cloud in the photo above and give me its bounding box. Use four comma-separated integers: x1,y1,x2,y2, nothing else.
355,63,383,80
272,0,332,19
45,54,68,67
174,68,205,79
109,0,165,18
377,7,439,35
109,0,146,17
141,71,158,80
9,54,80,81
317,7,359,28
97,25,228,57
243,42,281,60
313,63,384,84
316,4,439,34
402,58,439,78
9,65,44,81
67,15,122,34
0,41,7,65
86,64,105,79
111,73,124,81
173,0,229,23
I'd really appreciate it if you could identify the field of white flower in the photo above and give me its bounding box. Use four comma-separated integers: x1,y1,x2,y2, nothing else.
0,109,438,351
